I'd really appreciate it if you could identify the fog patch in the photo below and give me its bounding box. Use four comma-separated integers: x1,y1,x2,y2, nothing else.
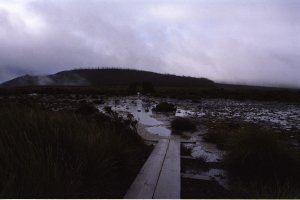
36,76,54,85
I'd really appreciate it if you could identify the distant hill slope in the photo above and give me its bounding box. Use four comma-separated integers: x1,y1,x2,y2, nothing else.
1,68,215,87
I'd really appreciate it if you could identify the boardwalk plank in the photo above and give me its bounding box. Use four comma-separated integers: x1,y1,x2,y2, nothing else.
153,138,181,199
124,139,169,199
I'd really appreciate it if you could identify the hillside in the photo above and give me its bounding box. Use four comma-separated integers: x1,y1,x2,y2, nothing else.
1,68,215,88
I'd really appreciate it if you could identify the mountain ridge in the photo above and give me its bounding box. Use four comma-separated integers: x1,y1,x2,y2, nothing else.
1,68,216,88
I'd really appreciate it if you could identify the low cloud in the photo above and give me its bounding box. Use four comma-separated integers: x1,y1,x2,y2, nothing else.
0,0,299,87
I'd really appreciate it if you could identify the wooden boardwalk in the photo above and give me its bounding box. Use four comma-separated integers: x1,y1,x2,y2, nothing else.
124,136,181,199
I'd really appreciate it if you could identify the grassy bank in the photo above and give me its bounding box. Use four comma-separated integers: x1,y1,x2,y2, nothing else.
0,104,150,198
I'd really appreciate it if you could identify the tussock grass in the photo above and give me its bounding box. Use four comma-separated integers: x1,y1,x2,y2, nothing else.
224,126,300,198
203,120,300,197
181,145,192,156
231,180,300,198
75,102,99,114
225,127,299,181
152,102,176,112
203,121,240,149
171,117,197,131
0,104,149,198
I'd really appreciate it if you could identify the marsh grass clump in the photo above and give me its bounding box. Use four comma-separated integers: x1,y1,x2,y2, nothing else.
181,145,192,156
0,104,150,198
203,121,241,149
231,179,300,199
152,102,176,112
203,120,300,197
171,117,197,131
225,128,299,180
224,127,300,198
75,102,99,115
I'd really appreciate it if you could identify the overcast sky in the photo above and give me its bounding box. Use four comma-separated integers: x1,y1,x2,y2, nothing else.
0,0,299,87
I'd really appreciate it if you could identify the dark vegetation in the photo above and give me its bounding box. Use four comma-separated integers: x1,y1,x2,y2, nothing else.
0,86,129,96
225,128,299,179
182,178,232,199
127,82,138,94
203,120,241,149
0,103,151,198
227,129,300,198
181,144,192,156
152,102,177,112
75,102,99,115
171,117,197,131
153,86,300,103
141,81,155,94
1,85,299,103
203,120,300,198
127,81,155,94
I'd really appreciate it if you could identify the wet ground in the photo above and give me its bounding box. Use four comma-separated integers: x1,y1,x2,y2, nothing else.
93,95,300,191
97,95,300,134
4,94,298,131
3,93,299,194
96,95,300,156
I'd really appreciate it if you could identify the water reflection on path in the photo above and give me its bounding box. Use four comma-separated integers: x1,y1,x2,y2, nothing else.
98,96,171,137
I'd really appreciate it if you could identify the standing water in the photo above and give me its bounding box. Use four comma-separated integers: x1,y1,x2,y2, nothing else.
98,96,171,137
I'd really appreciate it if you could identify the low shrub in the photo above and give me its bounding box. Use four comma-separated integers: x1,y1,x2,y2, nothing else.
152,102,176,112
171,117,197,131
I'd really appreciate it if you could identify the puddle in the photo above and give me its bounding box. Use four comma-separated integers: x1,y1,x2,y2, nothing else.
190,145,223,162
183,166,228,189
201,168,228,189
182,156,228,189
182,135,225,163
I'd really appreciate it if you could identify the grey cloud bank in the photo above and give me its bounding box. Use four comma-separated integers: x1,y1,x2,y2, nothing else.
0,0,299,87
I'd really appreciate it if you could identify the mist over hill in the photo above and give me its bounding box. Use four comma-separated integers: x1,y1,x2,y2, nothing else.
1,68,215,88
